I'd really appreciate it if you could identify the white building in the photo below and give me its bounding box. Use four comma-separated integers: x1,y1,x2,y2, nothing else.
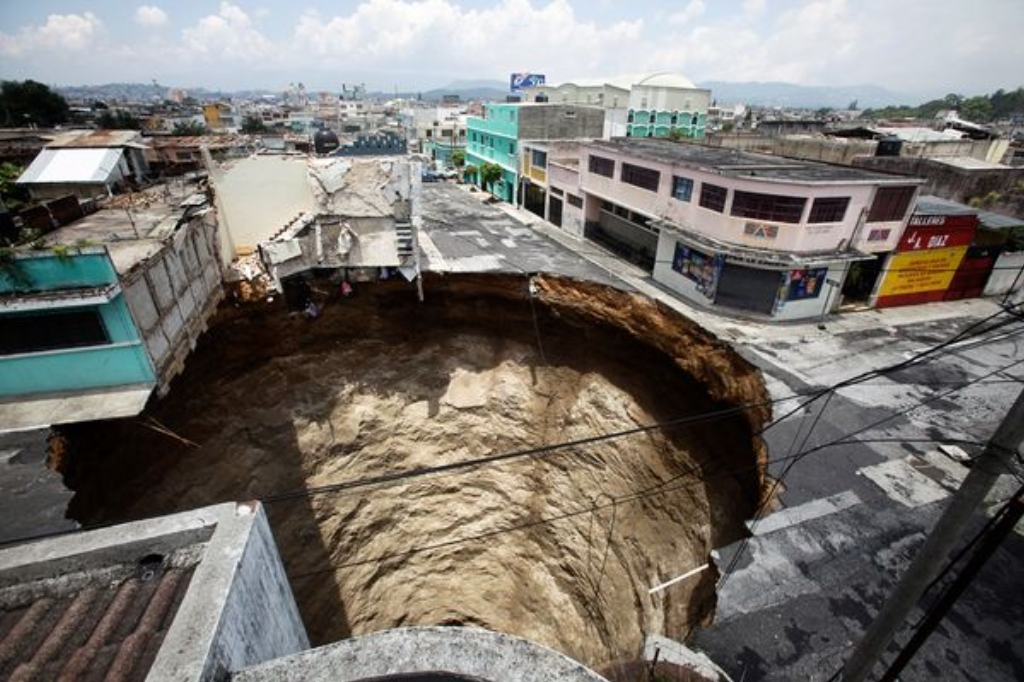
557,138,923,320
522,73,711,140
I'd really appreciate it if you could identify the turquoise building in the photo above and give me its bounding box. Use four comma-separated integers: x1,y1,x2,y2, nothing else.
465,103,605,204
465,103,521,203
0,248,156,397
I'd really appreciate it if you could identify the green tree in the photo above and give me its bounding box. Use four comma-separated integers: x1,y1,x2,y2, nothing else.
450,149,465,169
0,162,30,211
96,109,141,130
172,120,209,136
463,163,478,184
479,162,502,194
0,80,69,127
959,96,993,123
240,114,267,133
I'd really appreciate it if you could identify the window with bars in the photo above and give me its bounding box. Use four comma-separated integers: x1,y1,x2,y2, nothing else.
808,197,851,223
588,154,615,178
672,176,694,202
867,186,916,222
567,194,583,208
699,183,728,213
730,190,806,223
620,163,660,192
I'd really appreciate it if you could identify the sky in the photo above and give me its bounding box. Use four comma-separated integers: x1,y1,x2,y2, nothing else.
1,0,1022,100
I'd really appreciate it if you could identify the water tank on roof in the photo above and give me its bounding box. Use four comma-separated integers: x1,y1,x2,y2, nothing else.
876,135,902,157
314,129,340,155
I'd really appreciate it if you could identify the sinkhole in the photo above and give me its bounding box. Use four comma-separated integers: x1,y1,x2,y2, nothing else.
56,272,769,669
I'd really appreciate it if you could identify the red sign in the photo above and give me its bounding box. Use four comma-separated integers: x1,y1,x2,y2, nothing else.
897,221,976,253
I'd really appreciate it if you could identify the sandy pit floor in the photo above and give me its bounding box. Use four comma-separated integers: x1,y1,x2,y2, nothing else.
58,273,768,668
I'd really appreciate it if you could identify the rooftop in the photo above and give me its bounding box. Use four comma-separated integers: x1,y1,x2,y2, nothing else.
932,156,1010,170
589,138,922,185
46,130,147,149
43,182,210,275
0,558,198,682
913,194,978,217
0,502,307,682
18,148,125,185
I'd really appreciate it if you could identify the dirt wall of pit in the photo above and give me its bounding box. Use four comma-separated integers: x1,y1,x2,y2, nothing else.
57,272,770,669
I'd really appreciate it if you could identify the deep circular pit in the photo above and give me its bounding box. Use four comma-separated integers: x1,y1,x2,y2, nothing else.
58,273,768,669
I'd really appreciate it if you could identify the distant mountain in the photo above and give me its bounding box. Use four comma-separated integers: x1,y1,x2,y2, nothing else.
698,81,915,109
419,79,510,102
56,82,238,103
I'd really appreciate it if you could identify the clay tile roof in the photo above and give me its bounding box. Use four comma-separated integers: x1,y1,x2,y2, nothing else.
0,564,195,682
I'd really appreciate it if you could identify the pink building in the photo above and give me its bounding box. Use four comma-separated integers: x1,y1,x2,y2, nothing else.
563,139,922,320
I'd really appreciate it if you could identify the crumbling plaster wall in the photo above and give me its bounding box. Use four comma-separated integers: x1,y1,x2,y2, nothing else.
121,211,224,394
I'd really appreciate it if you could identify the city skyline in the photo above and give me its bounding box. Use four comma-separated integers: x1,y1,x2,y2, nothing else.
1,1,1023,98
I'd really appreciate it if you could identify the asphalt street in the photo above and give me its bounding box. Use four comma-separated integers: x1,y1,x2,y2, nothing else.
421,184,1024,681
2,181,1022,680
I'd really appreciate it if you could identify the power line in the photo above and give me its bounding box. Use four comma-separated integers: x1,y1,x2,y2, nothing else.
718,349,1024,590
260,307,1024,507
283,355,1024,581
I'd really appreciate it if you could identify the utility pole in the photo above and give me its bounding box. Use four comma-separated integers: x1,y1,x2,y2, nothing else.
841,386,1024,682
878,487,1024,682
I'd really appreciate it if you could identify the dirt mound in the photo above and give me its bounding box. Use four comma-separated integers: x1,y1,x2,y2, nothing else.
58,273,768,668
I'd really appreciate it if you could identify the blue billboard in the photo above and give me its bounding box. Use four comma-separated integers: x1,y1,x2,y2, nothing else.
510,73,546,92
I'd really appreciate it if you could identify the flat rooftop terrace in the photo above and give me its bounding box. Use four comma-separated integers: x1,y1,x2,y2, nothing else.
590,138,922,185
42,185,209,275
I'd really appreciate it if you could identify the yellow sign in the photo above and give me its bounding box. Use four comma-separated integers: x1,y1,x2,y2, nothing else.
877,246,968,297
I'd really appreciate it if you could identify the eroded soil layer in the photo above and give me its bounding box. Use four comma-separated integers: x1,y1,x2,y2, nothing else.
58,273,769,667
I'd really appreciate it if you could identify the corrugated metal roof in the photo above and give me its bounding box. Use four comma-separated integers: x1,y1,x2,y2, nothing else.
47,130,145,149
17,148,124,185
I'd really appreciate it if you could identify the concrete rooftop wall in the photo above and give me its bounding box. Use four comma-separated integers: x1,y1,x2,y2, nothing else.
234,626,609,682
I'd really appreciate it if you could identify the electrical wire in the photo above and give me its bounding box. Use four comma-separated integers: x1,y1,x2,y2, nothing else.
260,306,1024,506
282,355,1024,580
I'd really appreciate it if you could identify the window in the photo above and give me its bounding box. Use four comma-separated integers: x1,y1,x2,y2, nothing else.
589,154,615,178
808,197,850,223
672,176,694,202
0,309,109,356
564,110,576,118
867,186,916,222
531,149,547,168
550,186,564,196
441,129,452,137
508,141,515,153
567,194,583,208
699,183,728,213
621,163,660,192
730,190,806,223
867,228,892,241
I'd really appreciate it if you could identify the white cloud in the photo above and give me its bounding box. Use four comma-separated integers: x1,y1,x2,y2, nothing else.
0,12,102,56
669,0,706,27
135,6,169,28
181,1,276,61
293,0,642,82
1,1,1022,98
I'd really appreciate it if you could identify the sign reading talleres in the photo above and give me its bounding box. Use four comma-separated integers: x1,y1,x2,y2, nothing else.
875,212,977,308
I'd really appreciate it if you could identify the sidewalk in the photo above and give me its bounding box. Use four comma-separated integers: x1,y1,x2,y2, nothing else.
488,197,1006,344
